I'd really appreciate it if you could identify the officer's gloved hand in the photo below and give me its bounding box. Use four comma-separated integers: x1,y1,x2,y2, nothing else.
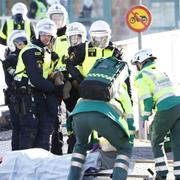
62,55,69,64
51,52,59,62
4,48,10,59
54,84,64,97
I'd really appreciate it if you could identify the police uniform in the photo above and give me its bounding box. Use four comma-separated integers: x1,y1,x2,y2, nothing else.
66,41,131,95
0,18,34,46
28,0,48,20
15,39,63,150
1,50,21,150
67,66,135,180
49,26,69,155
134,61,180,179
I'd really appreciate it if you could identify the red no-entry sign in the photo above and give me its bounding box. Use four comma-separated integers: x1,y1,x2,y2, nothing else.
126,5,152,32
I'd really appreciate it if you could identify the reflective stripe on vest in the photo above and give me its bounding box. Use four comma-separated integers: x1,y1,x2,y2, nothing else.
142,70,176,105
53,35,68,70
82,42,114,76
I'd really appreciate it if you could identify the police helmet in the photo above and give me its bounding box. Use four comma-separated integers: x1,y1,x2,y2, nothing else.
131,48,157,65
8,30,28,52
35,18,57,39
48,3,68,28
11,3,28,17
66,22,87,46
89,20,111,49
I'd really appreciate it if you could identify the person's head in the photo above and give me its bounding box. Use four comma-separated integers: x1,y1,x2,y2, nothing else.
66,22,87,47
11,2,28,23
131,48,157,71
47,3,68,29
8,30,28,52
89,20,111,49
35,18,57,46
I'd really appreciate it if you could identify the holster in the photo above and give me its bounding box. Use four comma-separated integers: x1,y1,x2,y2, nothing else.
9,94,20,114
3,88,10,105
15,86,36,116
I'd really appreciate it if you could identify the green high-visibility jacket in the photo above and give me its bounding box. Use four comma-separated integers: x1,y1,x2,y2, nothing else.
134,62,180,121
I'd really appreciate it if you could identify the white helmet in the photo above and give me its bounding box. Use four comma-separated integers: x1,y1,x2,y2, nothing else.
89,20,111,49
11,2,28,17
35,18,57,39
66,22,87,46
131,48,157,65
48,3,68,28
8,30,28,52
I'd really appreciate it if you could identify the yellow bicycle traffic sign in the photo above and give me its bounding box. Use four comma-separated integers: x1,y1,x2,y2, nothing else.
126,5,152,32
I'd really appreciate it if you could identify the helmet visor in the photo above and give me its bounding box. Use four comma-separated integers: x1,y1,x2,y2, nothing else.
13,36,27,44
91,35,109,49
50,13,64,28
68,34,82,46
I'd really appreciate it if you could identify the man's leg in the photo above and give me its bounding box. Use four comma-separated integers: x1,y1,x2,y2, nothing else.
171,117,180,179
150,106,180,178
90,112,132,180
68,113,91,180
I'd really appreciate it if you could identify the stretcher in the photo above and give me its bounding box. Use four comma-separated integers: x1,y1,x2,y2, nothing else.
84,170,151,180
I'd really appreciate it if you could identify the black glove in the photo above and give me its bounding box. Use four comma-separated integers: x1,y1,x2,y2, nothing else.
113,48,123,60
51,52,59,62
54,84,64,97
4,48,10,58
62,55,69,64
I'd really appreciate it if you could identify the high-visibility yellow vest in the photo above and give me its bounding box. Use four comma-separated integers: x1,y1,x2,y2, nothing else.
15,43,42,81
53,35,69,70
0,18,31,41
81,42,114,76
33,0,47,20
43,49,54,79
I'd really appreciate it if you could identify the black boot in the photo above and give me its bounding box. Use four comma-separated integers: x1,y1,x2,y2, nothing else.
51,131,63,155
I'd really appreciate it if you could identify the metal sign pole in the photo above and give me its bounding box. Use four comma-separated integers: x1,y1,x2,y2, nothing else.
126,1,152,140
137,0,147,140
138,0,143,50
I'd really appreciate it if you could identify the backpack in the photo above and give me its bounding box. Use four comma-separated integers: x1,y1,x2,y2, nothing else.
79,56,128,101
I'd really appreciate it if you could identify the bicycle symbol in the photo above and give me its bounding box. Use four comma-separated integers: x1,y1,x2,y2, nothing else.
130,13,148,24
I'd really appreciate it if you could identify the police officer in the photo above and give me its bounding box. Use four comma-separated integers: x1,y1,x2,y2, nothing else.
63,22,88,152
14,18,63,150
0,3,35,46
64,20,131,96
28,0,48,20
67,59,135,180
48,3,77,154
64,20,132,151
1,30,28,150
131,48,180,180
